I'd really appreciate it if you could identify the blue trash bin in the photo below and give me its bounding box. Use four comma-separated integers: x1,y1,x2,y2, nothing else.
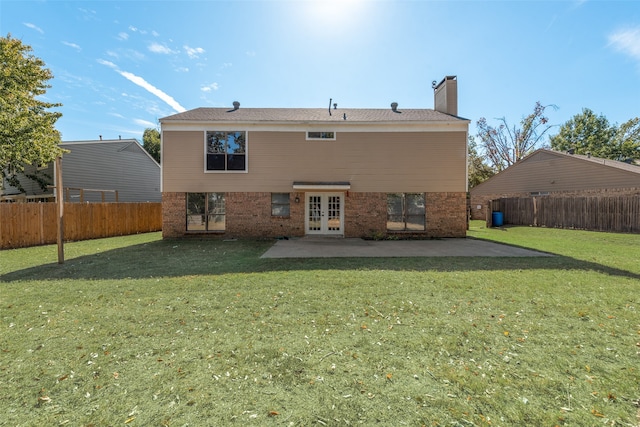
492,211,503,227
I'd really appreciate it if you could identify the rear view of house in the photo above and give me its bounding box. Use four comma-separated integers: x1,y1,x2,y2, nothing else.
160,76,469,239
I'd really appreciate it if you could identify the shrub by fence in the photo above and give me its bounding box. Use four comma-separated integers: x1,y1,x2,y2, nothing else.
489,196,640,233
0,202,162,249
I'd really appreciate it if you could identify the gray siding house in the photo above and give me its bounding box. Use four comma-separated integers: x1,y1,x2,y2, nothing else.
1,139,161,203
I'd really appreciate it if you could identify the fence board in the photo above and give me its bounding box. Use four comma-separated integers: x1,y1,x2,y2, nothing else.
0,202,162,249
491,195,640,233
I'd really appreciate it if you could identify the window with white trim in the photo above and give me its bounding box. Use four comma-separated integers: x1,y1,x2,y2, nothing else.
306,131,335,140
206,131,246,171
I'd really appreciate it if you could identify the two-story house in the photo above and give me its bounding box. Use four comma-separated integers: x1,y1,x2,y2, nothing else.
160,76,469,239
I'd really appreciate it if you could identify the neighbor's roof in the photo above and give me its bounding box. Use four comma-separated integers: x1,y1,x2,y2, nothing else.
546,149,640,174
160,107,468,124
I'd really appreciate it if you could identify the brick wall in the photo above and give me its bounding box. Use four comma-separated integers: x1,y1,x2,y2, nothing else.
226,192,305,238
162,192,186,238
162,191,468,239
425,192,467,237
344,192,387,238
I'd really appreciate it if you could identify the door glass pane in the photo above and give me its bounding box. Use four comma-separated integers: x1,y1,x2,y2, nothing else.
308,196,321,231
327,195,341,231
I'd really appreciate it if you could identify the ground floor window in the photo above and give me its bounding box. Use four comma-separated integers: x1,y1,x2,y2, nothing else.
186,192,225,231
271,193,290,217
387,193,425,231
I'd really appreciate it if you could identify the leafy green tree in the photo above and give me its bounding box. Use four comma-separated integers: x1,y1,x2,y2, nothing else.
549,108,615,156
550,109,640,161
608,117,640,162
142,127,161,163
0,34,64,191
476,102,556,172
468,136,495,188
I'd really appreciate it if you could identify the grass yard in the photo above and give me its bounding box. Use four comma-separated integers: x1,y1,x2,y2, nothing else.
1,222,639,426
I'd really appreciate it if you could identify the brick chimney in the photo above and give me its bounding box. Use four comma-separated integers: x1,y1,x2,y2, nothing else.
433,75,458,116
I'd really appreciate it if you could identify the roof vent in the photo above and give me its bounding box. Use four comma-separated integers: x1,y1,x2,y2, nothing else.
391,102,399,112
232,101,240,110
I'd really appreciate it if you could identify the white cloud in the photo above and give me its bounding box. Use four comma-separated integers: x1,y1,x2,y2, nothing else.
128,25,147,35
119,71,186,113
201,83,219,92
184,45,205,59
149,42,176,55
246,51,256,57
608,27,640,61
98,59,186,113
134,118,156,127
62,41,81,51
24,22,44,34
97,59,118,69
117,32,129,41
176,67,189,73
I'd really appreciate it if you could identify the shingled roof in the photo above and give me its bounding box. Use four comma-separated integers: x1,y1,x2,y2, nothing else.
160,107,467,124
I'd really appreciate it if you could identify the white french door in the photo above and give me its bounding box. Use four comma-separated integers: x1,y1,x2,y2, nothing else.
305,193,344,235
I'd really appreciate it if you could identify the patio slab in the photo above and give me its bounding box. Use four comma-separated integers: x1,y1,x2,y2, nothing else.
260,237,553,258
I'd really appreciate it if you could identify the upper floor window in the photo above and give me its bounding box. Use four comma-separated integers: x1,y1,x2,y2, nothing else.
306,131,335,140
206,131,246,171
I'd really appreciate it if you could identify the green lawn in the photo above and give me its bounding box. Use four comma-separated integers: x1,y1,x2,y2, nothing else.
1,222,639,426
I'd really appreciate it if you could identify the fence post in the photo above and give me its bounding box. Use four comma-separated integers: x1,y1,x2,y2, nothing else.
55,157,64,264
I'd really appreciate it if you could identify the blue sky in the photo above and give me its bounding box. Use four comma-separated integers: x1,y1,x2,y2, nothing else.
2,0,639,143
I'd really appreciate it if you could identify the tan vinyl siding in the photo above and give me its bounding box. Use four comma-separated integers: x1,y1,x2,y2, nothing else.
162,130,467,193
471,151,640,196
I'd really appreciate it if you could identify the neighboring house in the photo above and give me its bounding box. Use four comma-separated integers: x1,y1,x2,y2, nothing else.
469,148,640,219
160,76,470,239
0,138,161,203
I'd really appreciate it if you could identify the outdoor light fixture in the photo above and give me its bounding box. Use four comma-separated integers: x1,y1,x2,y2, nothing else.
295,196,300,203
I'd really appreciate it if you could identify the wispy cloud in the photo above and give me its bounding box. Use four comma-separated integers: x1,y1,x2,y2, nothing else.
117,32,129,41
184,45,205,59
98,59,186,113
201,83,219,92
134,118,156,127
24,22,44,34
128,25,147,35
62,41,81,51
149,42,177,55
608,27,640,61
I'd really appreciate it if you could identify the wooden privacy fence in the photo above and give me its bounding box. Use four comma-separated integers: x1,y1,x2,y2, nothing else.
0,202,162,249
489,196,640,233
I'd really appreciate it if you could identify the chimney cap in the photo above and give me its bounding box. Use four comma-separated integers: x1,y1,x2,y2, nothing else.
391,102,398,112
232,101,240,110
433,75,457,91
